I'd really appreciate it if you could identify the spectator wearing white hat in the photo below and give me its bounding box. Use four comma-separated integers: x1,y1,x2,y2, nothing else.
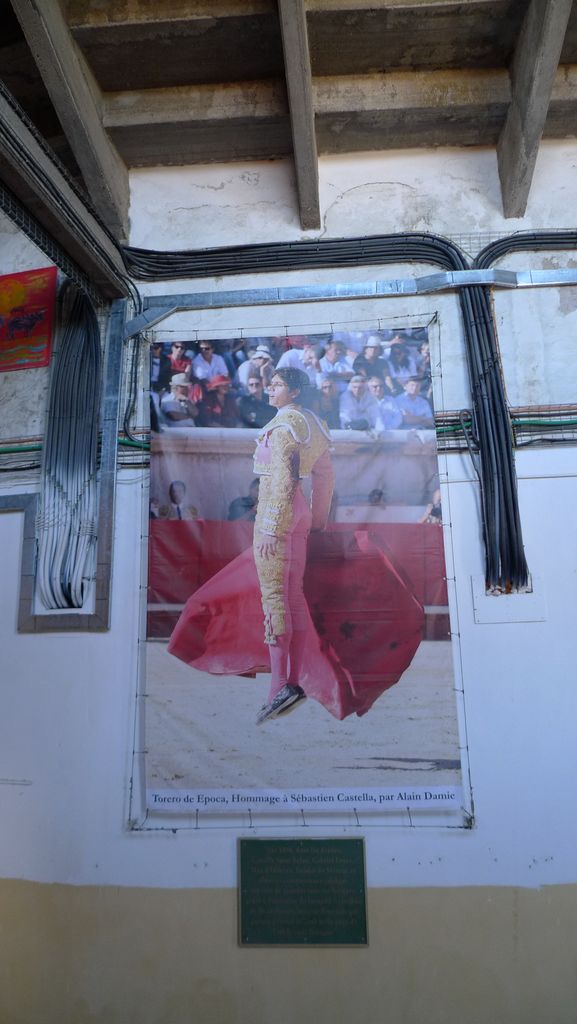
245,344,276,390
236,340,261,390
159,373,199,427
352,334,389,382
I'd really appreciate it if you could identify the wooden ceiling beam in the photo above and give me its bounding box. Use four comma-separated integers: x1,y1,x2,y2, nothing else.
11,0,129,240
278,0,321,230
101,66,577,166
497,0,573,218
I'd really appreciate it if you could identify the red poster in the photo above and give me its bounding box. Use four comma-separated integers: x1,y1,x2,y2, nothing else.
0,266,57,371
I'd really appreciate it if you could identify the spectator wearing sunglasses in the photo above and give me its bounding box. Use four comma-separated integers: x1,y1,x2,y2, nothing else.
168,341,191,374
191,340,229,382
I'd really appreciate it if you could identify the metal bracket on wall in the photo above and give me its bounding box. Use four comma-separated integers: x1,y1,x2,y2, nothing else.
2,298,126,633
123,266,577,339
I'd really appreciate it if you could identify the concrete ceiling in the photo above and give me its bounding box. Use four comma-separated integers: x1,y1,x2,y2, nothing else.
1,0,576,278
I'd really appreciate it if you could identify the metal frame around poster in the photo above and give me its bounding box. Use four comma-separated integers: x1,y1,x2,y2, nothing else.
128,282,473,833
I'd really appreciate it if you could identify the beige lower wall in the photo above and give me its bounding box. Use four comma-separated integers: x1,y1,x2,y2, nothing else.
1,880,576,1024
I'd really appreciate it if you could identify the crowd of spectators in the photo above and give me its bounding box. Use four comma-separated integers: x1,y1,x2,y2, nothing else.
150,329,434,433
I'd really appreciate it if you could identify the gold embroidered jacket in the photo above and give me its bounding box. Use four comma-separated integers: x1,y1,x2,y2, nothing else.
253,407,334,538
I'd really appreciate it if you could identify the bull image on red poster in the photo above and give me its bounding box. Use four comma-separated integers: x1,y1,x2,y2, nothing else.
0,266,57,372
144,329,465,824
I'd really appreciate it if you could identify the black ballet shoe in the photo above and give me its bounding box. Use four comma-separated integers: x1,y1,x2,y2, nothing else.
276,687,307,717
256,684,306,725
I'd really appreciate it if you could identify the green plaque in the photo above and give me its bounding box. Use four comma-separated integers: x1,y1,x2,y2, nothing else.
239,838,367,946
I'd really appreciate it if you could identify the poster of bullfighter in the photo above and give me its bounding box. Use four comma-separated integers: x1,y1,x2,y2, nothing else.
143,327,468,826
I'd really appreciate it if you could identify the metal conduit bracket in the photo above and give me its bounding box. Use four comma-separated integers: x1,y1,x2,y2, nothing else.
123,267,577,339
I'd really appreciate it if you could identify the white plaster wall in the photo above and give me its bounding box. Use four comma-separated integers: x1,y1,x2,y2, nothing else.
129,142,577,254
491,253,577,407
1,145,577,890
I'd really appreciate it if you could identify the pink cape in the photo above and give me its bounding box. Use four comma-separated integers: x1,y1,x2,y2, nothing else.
168,529,424,720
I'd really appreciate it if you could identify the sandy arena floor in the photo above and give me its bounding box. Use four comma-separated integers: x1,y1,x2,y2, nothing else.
145,640,463,793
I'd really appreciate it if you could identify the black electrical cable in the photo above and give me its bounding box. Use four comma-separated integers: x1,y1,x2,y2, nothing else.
472,230,577,584
123,331,145,444
37,281,102,608
467,287,505,583
121,232,468,281
476,230,577,269
465,283,528,587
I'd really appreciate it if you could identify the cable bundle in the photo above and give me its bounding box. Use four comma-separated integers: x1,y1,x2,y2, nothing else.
36,282,102,609
458,284,528,589
476,230,577,269
122,232,467,280
468,230,577,587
